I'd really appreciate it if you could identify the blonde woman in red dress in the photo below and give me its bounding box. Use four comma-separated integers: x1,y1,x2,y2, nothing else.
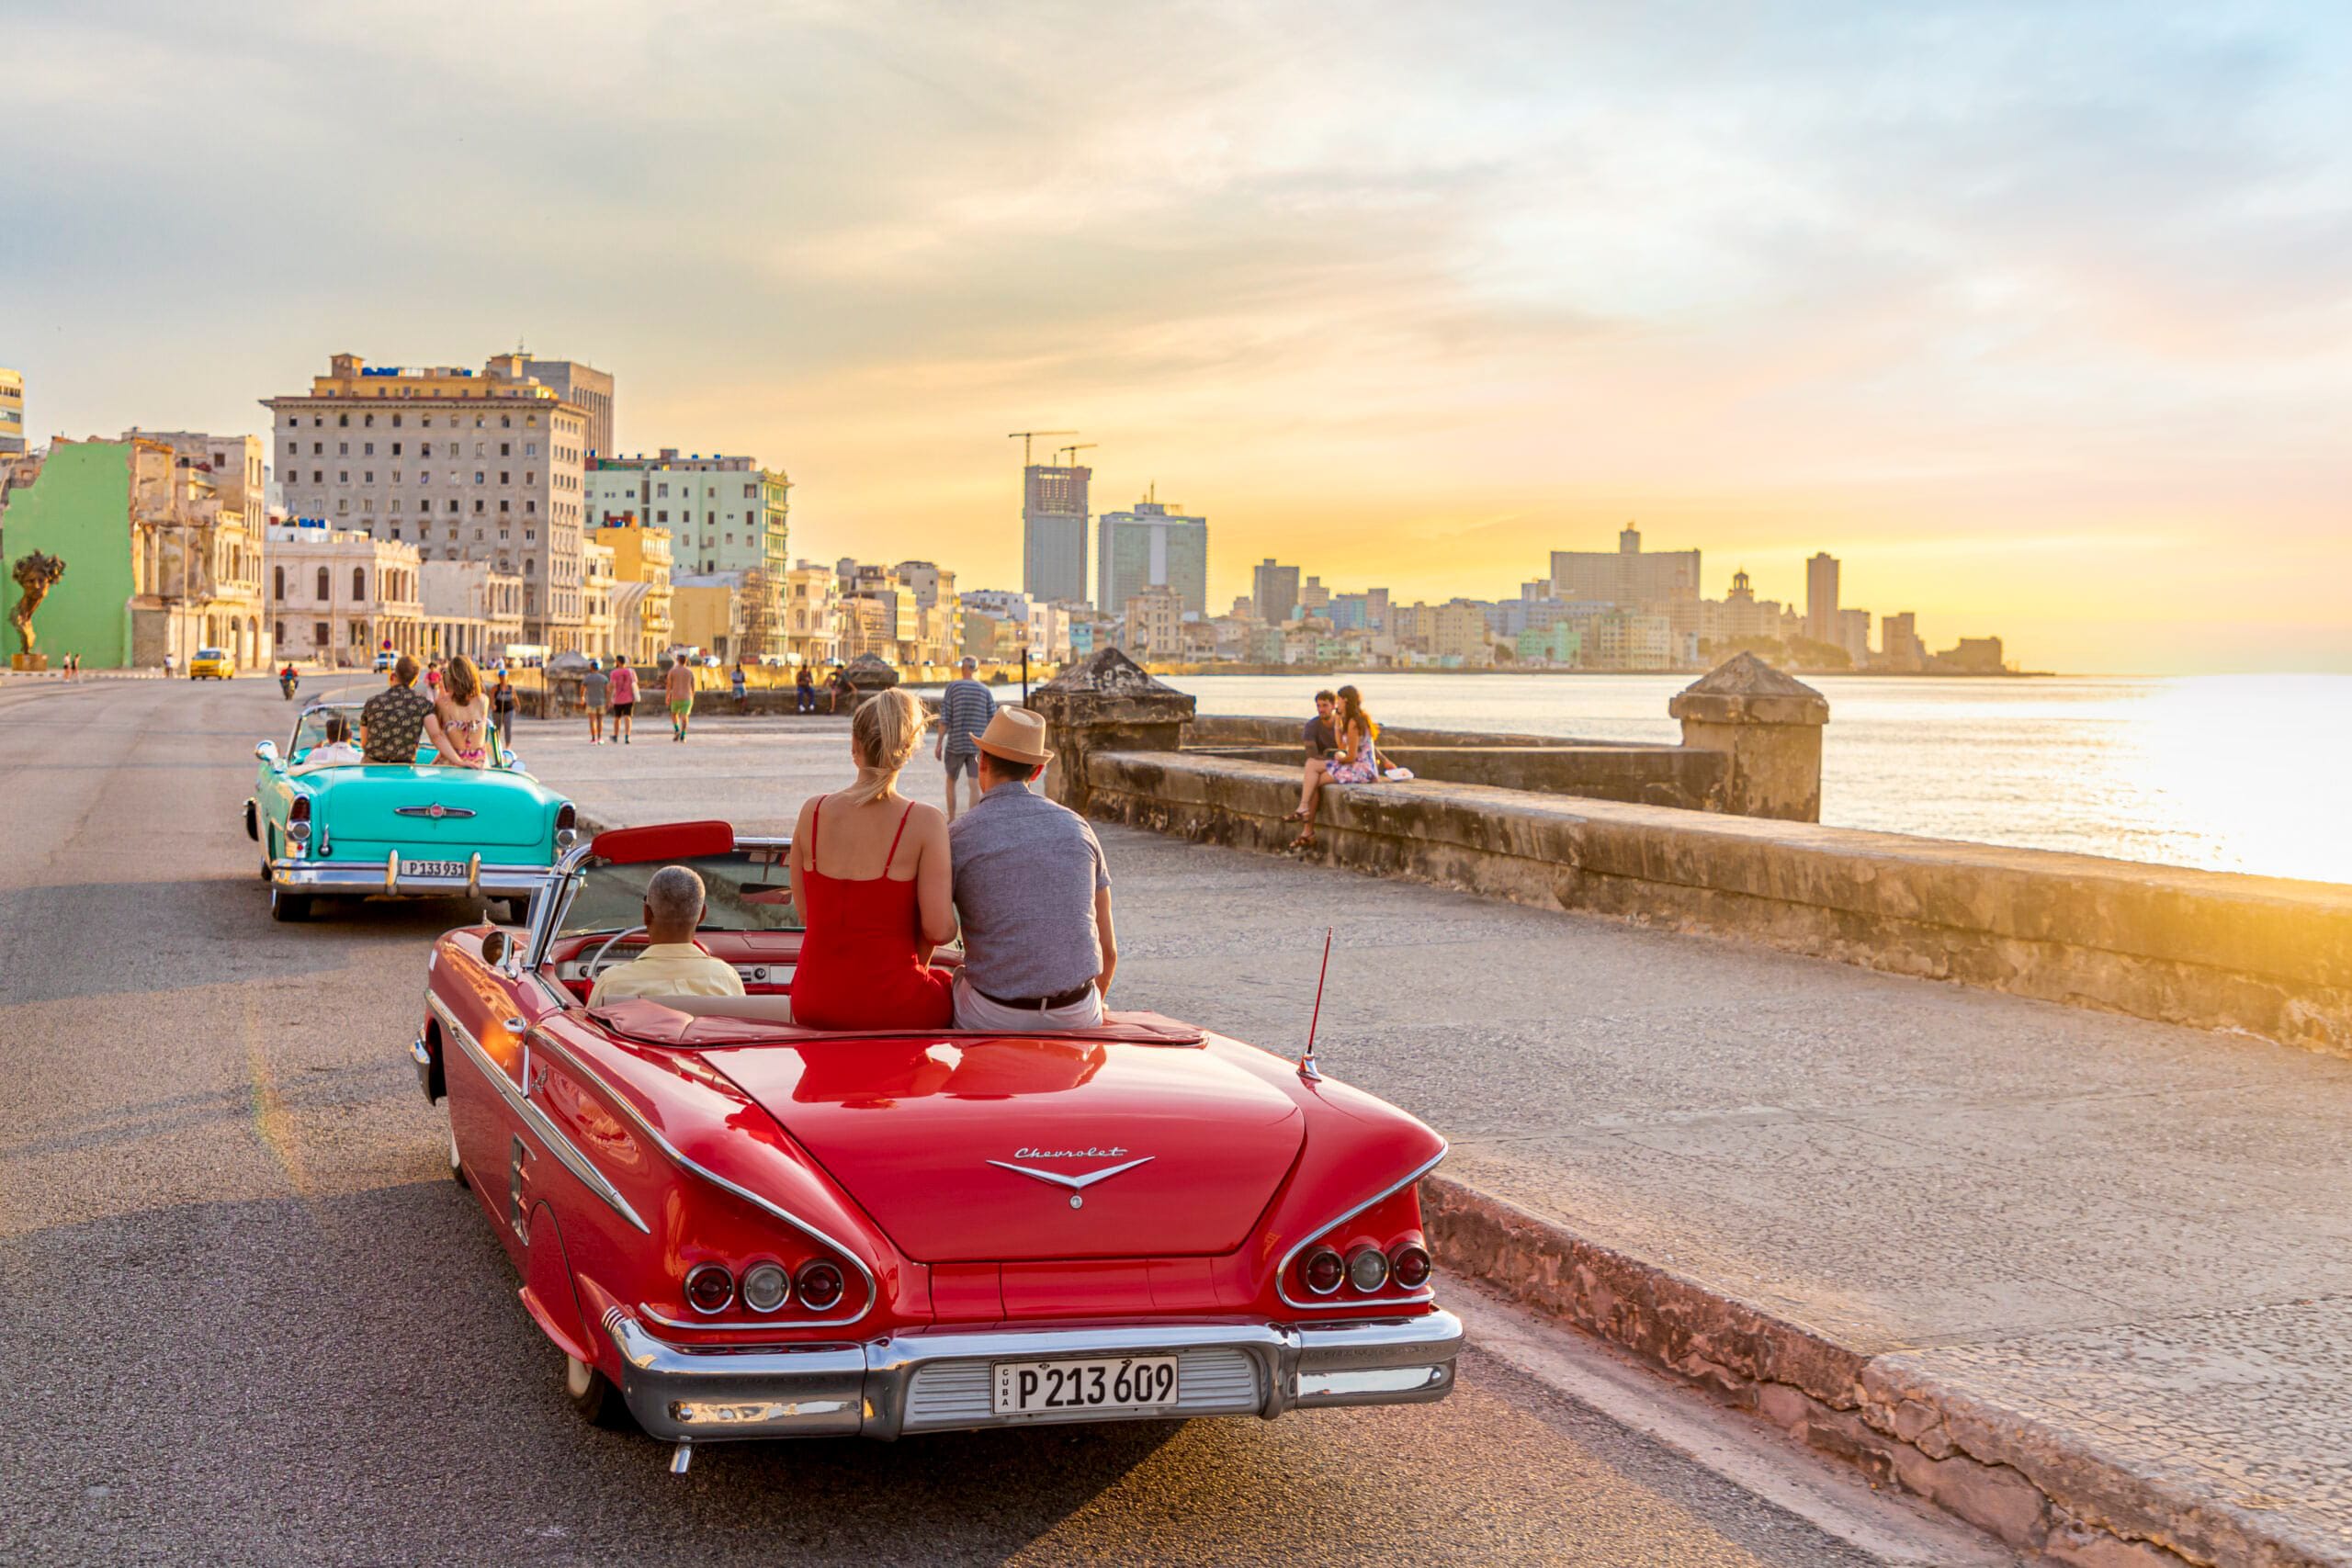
787,690,957,1030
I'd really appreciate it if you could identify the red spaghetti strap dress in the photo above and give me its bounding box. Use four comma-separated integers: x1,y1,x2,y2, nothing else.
789,797,956,1032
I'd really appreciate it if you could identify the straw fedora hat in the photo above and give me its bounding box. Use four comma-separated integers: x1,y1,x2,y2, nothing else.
974,707,1053,766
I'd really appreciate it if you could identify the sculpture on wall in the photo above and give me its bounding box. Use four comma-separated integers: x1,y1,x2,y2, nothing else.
9,551,66,655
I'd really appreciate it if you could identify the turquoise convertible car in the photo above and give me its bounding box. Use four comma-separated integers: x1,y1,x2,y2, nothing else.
244,699,578,923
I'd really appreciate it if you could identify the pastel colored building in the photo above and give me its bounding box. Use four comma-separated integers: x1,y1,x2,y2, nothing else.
587,450,787,579
0,436,269,669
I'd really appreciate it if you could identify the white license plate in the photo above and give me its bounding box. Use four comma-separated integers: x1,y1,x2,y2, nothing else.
401,859,469,880
991,1355,1179,1416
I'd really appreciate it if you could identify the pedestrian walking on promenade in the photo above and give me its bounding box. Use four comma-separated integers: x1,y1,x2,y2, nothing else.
582,660,609,744
665,654,695,743
491,669,518,753
609,659,639,745
933,656,996,821
731,661,749,715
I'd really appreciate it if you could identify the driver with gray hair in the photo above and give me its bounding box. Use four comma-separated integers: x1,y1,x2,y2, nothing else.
586,864,749,1007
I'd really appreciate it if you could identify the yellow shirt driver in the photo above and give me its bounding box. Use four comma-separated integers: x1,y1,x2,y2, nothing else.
587,865,749,1008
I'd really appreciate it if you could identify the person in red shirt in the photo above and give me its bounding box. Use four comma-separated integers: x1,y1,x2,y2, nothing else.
608,659,639,745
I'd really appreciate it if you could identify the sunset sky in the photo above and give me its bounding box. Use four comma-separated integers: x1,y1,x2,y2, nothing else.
7,1,2348,672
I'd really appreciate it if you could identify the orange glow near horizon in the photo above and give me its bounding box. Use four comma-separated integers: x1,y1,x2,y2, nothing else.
7,4,2348,674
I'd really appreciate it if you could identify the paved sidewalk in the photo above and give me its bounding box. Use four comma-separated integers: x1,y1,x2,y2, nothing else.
522,713,2352,1566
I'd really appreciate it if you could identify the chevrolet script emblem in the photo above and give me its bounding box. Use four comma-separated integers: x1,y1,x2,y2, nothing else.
987,1156,1153,1210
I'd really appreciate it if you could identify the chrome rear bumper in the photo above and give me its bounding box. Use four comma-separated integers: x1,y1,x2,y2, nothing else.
602,1307,1463,1442
267,853,548,898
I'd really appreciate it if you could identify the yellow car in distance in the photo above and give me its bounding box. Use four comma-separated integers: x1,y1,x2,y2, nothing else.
189,647,234,680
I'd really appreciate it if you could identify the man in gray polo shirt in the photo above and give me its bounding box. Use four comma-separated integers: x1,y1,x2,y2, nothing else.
948,707,1117,1031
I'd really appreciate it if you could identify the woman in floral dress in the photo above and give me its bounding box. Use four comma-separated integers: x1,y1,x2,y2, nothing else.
1289,684,1379,847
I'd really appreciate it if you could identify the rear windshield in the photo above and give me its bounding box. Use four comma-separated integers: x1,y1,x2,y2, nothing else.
291,705,366,752
197,649,226,659
557,849,803,936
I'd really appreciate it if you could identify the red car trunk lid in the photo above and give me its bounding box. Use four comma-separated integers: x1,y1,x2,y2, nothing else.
707,1035,1304,1263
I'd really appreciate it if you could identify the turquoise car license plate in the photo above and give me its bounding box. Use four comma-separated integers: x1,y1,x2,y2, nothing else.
401,858,469,880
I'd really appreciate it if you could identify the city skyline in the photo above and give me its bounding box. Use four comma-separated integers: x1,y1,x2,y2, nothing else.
8,2,2350,673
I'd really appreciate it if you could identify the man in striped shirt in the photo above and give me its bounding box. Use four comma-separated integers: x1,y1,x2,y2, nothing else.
933,656,998,820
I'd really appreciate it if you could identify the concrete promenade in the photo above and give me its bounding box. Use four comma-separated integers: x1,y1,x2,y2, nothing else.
514,706,2352,1567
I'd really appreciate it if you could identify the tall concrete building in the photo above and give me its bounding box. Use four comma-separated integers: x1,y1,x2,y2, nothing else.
1252,559,1300,624
1880,610,1926,671
1022,463,1091,605
263,353,595,653
1836,606,1872,667
517,358,615,458
586,450,788,578
1095,495,1208,616
1549,525,1701,606
1805,552,1840,644
0,368,24,456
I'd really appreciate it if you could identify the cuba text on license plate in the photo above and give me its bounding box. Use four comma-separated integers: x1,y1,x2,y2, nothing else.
991,1355,1178,1416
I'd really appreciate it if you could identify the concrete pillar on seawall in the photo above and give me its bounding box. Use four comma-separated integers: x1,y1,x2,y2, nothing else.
1668,652,1831,822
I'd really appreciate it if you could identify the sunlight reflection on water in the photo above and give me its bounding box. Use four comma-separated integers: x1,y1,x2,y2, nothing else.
1126,672,2352,886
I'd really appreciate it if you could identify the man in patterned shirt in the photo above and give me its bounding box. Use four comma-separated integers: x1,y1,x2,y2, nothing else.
360,655,445,764
933,656,997,820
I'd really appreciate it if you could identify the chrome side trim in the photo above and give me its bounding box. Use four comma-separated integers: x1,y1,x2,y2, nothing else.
639,1303,825,1334
519,1021,877,1329
1273,1144,1449,1312
429,995,650,1235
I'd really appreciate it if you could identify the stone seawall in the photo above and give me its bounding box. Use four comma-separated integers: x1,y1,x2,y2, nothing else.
1085,750,2352,1058
1185,715,1729,810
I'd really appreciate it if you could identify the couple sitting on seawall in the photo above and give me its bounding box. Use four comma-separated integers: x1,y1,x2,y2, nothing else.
590,694,1117,1032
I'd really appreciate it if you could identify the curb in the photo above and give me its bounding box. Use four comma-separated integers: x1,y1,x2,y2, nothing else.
1422,1173,2333,1568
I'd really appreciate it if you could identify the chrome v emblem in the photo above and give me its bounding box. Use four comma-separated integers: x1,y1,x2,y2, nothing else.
986,1156,1154,1211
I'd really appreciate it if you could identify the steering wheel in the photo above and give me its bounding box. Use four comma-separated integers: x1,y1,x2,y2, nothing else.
587,925,647,980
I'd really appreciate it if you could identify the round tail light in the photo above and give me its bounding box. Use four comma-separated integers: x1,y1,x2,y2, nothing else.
1302,1247,1345,1295
1389,1242,1433,1290
796,1259,845,1311
287,798,312,846
684,1263,734,1314
554,802,577,848
1346,1245,1390,1293
741,1261,790,1314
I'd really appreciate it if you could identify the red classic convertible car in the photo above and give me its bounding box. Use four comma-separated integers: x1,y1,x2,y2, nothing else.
414,819,1459,1467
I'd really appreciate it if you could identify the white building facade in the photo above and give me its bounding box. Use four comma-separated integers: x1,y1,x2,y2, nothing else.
266,523,423,665
419,558,525,663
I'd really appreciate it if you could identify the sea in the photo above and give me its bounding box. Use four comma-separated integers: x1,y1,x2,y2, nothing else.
963,672,2352,887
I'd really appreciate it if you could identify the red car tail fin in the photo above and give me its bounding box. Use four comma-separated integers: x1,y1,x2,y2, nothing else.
586,819,736,864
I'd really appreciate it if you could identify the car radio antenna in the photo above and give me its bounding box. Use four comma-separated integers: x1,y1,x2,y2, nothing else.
1299,927,1332,1082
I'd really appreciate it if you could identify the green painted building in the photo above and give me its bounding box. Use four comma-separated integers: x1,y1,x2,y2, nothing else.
0,441,137,667
0,436,267,670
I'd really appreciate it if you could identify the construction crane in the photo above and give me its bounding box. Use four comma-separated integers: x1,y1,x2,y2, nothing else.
1054,443,1097,467
1007,430,1076,467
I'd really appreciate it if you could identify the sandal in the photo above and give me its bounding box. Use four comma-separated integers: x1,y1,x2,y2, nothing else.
1289,829,1316,850
1286,807,1311,822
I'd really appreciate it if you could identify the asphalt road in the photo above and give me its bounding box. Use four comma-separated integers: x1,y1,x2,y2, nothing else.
0,676,2004,1567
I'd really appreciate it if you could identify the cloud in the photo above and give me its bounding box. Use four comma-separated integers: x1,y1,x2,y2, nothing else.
5,0,2349,671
